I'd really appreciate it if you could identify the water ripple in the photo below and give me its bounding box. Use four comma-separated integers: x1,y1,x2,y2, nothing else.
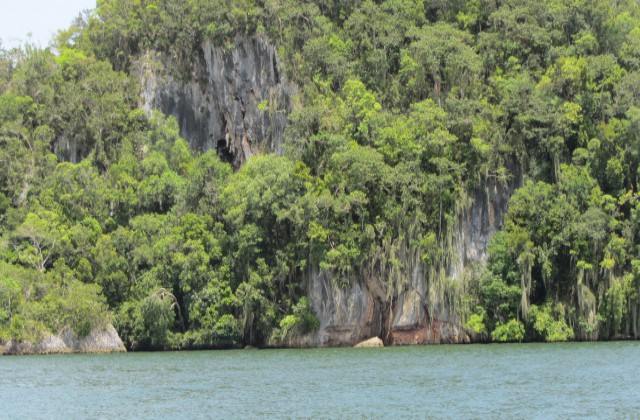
1,342,639,419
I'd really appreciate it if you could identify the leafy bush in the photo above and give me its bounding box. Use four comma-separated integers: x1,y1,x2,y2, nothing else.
465,311,487,335
529,302,574,342
491,319,525,343
272,297,320,343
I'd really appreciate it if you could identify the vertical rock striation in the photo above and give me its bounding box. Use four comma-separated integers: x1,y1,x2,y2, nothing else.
449,173,521,281
297,173,521,347
305,269,383,347
388,173,522,345
139,36,295,168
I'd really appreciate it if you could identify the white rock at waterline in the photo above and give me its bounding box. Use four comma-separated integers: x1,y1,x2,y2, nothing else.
354,337,384,348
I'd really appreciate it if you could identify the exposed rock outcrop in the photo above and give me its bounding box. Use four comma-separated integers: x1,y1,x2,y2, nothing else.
139,36,295,168
354,337,384,348
388,173,522,345
450,171,522,281
290,172,521,348
0,324,126,355
310,269,383,347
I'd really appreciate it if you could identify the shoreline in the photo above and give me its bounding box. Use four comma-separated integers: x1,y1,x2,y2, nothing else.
3,335,638,355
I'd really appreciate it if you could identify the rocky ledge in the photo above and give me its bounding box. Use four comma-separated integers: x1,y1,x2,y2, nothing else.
1,324,126,355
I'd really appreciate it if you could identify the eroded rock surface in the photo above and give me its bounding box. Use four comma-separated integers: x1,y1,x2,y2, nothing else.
1,324,126,355
289,172,520,347
139,36,295,168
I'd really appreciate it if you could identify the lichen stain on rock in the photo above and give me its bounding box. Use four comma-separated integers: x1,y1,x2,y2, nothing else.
449,168,522,281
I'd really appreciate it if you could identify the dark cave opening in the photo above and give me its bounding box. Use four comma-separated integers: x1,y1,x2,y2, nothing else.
216,138,233,164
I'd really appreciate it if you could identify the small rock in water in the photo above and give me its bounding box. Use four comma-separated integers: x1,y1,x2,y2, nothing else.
354,337,384,348
244,345,257,350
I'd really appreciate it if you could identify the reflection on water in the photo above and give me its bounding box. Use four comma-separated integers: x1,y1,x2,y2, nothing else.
1,342,639,418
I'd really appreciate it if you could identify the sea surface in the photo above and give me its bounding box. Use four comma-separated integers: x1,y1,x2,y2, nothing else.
1,342,639,419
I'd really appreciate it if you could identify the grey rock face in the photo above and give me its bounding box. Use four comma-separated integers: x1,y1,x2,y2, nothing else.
307,269,382,347
393,289,424,330
450,173,521,281
387,172,521,345
139,36,295,168
292,173,520,347
53,136,80,164
0,324,126,355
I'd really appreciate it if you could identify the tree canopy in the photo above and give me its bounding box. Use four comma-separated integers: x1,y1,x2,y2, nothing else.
2,0,640,348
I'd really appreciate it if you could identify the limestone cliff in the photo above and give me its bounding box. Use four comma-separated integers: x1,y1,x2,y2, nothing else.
138,34,520,347
296,174,521,347
138,36,295,168
387,174,521,345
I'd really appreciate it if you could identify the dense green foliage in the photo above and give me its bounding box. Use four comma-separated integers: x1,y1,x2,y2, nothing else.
2,0,640,348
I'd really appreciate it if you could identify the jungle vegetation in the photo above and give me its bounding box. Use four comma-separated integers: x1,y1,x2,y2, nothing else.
2,0,640,348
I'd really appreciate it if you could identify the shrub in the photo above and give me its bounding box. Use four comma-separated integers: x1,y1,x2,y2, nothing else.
491,319,525,342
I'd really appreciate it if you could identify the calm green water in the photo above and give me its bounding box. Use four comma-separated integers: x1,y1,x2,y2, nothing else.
1,342,639,419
